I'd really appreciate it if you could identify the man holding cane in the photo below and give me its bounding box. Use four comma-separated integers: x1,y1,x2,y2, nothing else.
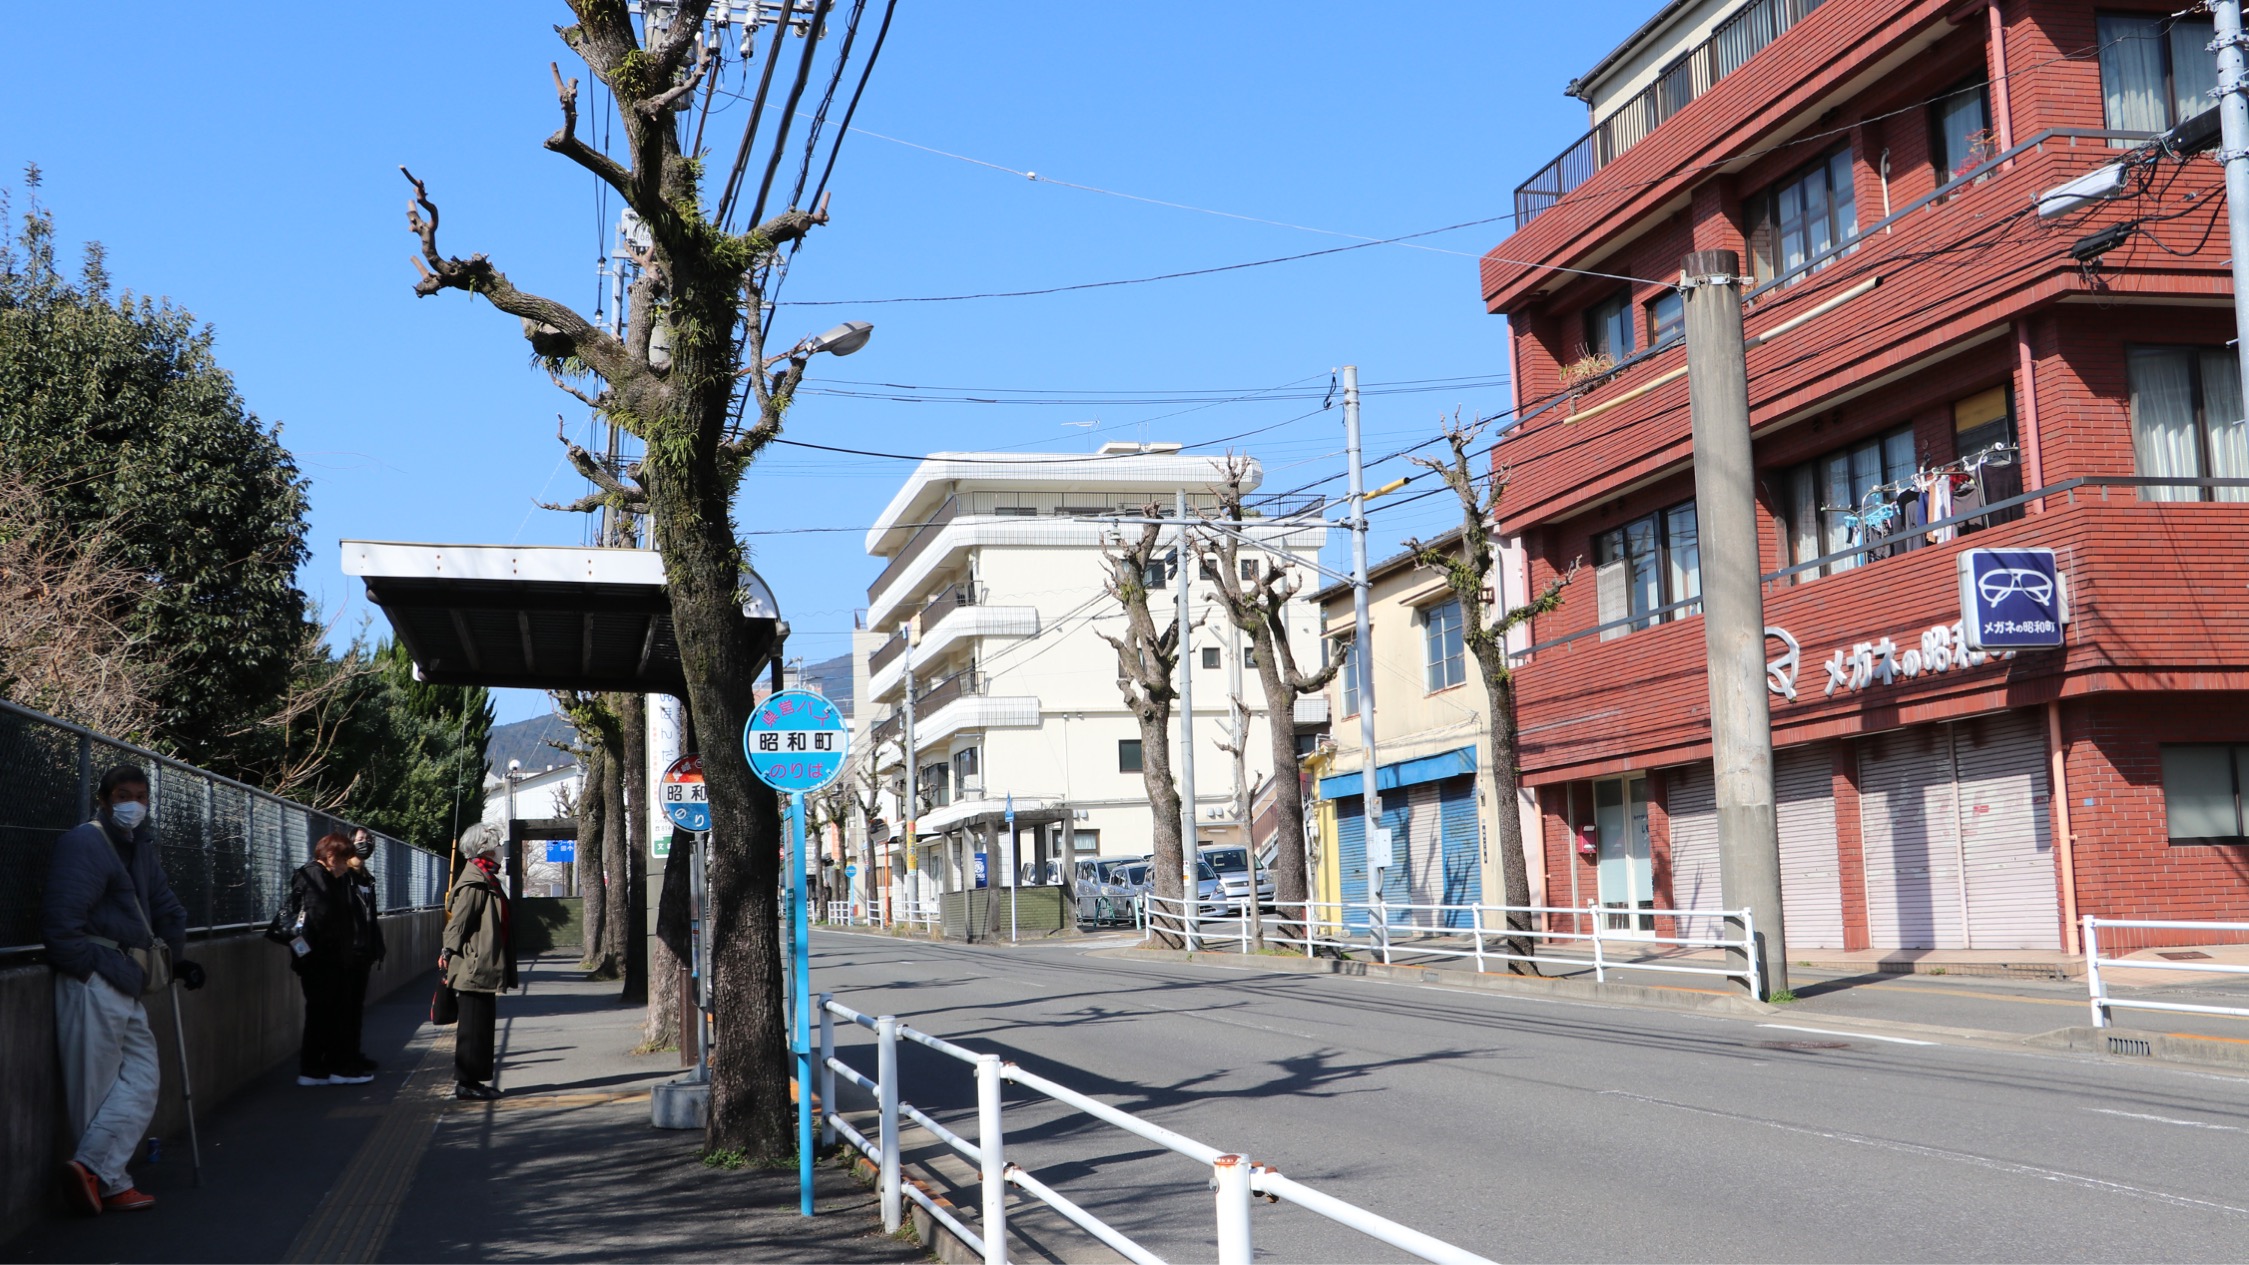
41,766,206,1214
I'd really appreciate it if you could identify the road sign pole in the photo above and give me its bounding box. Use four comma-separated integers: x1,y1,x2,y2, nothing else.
791,790,815,1216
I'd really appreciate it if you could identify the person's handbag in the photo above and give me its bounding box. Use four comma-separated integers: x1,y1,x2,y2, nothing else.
430,968,459,1026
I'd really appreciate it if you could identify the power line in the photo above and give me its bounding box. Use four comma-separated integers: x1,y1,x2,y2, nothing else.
769,403,1329,463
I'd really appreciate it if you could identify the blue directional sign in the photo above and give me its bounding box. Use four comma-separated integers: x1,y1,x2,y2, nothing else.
545,840,575,863
1957,548,2067,651
744,689,850,794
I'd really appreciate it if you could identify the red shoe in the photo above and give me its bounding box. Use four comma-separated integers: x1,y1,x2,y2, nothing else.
102,1187,156,1212
60,1161,101,1215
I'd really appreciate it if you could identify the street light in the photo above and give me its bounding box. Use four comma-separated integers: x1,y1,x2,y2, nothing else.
764,320,873,368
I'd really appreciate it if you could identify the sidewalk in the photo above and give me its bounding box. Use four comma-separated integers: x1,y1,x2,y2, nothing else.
4,955,918,1264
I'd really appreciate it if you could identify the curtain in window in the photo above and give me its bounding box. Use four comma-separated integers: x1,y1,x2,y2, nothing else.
2170,18,2218,124
2128,348,2202,501
1664,504,1701,617
2098,16,2168,134
2198,349,2249,502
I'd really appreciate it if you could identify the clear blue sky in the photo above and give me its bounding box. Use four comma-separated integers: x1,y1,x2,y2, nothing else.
1,2,1657,725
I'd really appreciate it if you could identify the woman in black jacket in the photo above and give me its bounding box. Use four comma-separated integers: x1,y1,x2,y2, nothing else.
290,834,383,1086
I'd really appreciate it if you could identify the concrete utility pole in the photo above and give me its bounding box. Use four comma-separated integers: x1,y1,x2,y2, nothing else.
1175,488,1201,950
1342,366,1385,936
1679,250,1787,999
2214,0,2249,395
900,632,916,923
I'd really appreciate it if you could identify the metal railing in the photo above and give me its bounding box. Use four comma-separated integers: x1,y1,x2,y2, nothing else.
1514,0,1828,225
1515,476,2249,659
816,995,1493,1265
1138,893,1760,994
868,495,961,602
915,669,984,716
869,629,908,676
896,898,941,931
2083,915,2249,1029
0,697,447,955
919,582,980,637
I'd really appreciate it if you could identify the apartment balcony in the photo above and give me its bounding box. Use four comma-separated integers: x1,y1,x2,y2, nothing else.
1511,483,2249,782
869,586,1039,704
865,669,1043,761
866,494,960,605
1293,694,1330,726
1515,0,1831,227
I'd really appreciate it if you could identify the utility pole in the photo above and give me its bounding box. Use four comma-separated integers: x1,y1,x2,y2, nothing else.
1343,366,1385,940
1679,251,1787,999
2214,0,2249,396
900,632,916,925
1175,488,1201,951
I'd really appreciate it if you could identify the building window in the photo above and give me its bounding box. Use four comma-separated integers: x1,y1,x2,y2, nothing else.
1423,599,1466,691
1238,556,1259,581
1141,559,1168,590
2162,745,2248,843
2098,12,2217,135
992,506,1038,517
1953,386,2024,522
1198,557,1218,581
1784,426,1918,576
2125,346,2249,502
1932,80,1994,181
1334,637,1364,717
1118,739,1143,774
1201,646,1221,669
1244,642,1258,669
1646,290,1683,349
1747,149,1857,284
952,746,979,796
1584,291,1635,362
920,762,951,808
1593,501,1700,637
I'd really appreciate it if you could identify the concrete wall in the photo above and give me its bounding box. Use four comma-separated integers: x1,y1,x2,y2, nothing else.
0,910,442,1242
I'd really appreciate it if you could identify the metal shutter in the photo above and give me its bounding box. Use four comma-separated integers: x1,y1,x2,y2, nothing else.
1379,795,1413,925
1662,764,1722,942
1858,726,1965,950
1438,776,1482,924
1955,713,2060,950
1335,795,1368,932
1406,782,1444,911
1776,745,1846,951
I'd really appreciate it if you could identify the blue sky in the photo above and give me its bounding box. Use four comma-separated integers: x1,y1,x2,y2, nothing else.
2,2,1658,725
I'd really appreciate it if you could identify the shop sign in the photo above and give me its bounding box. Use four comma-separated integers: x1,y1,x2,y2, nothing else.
1763,622,2012,701
1957,548,2067,651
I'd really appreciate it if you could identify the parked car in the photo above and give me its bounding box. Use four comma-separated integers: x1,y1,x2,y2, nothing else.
1073,857,1135,925
1141,853,1228,918
1200,844,1277,912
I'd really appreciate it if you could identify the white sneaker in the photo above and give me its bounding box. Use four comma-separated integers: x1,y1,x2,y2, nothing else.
328,1071,374,1085
297,1075,332,1087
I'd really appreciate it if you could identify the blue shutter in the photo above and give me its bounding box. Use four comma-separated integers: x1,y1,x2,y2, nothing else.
1380,797,1413,925
1439,776,1482,924
1335,796,1368,931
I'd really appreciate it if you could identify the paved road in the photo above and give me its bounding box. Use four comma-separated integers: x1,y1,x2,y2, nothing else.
812,930,2249,1264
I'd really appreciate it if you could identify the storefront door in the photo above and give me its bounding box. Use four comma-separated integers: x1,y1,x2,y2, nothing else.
1594,775,1654,936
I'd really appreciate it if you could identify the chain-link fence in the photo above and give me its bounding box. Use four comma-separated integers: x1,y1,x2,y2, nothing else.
1,698,448,954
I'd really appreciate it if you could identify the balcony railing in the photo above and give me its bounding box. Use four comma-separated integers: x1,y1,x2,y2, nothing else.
1514,476,2249,658
915,669,984,716
872,711,902,746
869,628,907,676
866,495,960,602
919,582,979,636
1513,0,1828,227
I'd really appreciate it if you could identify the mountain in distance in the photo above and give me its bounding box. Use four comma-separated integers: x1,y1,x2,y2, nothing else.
486,712,581,777
797,652,853,714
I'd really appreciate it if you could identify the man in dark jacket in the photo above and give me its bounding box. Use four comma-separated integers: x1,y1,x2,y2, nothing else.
41,765,201,1215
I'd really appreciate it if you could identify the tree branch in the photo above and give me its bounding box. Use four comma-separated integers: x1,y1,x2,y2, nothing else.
544,62,635,199
640,38,714,117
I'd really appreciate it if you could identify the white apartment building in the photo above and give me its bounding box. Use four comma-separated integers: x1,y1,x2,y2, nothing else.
854,442,1329,911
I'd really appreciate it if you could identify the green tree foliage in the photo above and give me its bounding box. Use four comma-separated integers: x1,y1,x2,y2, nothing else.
344,640,495,850
0,169,311,774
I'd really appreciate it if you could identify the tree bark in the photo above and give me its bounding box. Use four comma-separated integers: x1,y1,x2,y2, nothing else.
1098,520,1186,945
578,745,611,974
600,737,628,979
617,691,649,1005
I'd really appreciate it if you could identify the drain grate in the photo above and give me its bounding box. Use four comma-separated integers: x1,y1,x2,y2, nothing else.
2106,1035,2153,1057
2157,950,2213,961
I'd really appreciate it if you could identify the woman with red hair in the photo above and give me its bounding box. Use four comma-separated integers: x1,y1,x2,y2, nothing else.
288,835,380,1086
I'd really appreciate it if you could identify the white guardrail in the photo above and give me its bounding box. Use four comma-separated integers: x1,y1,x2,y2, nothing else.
1136,893,1761,995
816,995,1493,1265
895,898,941,931
2083,915,2249,1028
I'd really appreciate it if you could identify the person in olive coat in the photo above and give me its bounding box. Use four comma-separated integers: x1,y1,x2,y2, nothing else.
441,825,515,1100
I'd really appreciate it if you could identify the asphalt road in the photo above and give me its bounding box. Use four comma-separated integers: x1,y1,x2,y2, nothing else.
811,930,2249,1264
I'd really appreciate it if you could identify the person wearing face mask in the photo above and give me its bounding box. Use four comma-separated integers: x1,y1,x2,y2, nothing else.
288,835,380,1087
340,829,387,1073
41,766,203,1216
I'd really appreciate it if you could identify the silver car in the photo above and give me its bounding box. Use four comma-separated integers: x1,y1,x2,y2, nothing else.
1200,844,1276,912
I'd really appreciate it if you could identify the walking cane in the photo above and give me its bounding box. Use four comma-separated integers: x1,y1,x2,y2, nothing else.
163,980,204,1187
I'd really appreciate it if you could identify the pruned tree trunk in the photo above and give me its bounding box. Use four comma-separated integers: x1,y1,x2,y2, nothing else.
1198,460,1348,921
600,737,628,979
617,691,649,1005
1097,517,1187,946
578,745,611,974
1408,415,1576,971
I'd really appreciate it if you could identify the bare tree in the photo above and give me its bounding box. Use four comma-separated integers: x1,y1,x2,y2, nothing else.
0,476,166,739
1197,462,1349,918
1095,517,1189,946
615,691,649,1005
554,691,625,978
397,2,850,1156
1405,415,1575,970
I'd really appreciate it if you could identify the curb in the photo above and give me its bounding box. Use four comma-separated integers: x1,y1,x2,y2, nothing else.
2025,1025,2249,1072
1091,945,1781,1017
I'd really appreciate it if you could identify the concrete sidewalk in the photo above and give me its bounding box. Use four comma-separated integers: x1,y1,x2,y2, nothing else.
4,955,919,1264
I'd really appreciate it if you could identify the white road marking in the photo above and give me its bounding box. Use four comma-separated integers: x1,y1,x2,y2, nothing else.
2089,1108,2242,1132
1189,1010,1322,1042
1758,1023,1936,1046
1603,1090,2249,1219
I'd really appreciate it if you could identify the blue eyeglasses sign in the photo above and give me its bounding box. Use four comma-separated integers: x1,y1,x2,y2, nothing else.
1957,548,2067,651
743,689,849,795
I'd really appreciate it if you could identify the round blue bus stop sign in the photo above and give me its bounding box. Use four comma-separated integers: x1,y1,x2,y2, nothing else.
743,689,849,793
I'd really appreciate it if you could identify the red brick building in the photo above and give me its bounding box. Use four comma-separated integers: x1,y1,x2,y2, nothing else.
1485,0,2249,956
